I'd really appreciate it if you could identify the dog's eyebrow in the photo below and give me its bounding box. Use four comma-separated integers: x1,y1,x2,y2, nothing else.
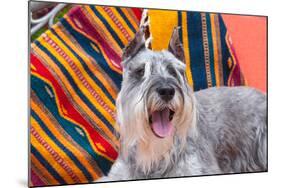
127,62,146,73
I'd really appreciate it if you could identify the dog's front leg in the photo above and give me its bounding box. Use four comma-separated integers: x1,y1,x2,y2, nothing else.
96,158,130,182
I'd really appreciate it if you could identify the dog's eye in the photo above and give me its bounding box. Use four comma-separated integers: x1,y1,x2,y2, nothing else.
168,67,177,78
134,67,145,77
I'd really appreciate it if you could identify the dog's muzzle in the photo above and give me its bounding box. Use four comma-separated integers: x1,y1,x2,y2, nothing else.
156,86,175,102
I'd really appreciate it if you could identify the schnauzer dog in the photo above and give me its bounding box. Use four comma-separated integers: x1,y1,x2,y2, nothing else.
98,25,267,181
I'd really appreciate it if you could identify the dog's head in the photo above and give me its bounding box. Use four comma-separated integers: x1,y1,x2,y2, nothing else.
117,27,196,154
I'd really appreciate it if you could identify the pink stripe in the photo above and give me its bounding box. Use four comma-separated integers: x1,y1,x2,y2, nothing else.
68,7,122,70
31,169,46,186
228,36,243,86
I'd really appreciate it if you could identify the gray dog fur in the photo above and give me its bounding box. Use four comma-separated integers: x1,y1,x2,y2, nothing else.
97,26,267,182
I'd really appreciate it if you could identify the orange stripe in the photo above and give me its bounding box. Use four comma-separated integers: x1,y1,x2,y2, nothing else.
84,6,122,54
31,68,119,159
64,16,123,75
182,12,194,87
96,6,129,45
31,154,59,185
31,102,101,179
34,35,118,135
31,49,120,146
108,7,135,39
42,32,116,117
210,14,220,86
53,23,119,99
31,133,74,184
120,8,139,31
31,117,88,182
30,51,119,145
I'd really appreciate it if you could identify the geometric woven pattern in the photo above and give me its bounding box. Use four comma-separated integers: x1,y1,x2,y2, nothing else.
30,5,245,186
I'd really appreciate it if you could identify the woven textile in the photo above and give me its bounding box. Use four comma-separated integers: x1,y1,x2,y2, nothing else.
149,10,246,90
30,5,245,187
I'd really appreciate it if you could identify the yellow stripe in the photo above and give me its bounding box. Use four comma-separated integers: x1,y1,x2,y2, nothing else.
31,68,118,159
109,7,135,38
83,6,122,54
31,99,101,179
31,117,88,182
52,24,118,99
47,31,116,110
182,12,194,87
227,57,234,86
38,33,116,127
149,9,178,50
64,16,123,75
31,154,59,185
32,45,120,142
96,6,129,45
30,66,118,161
120,8,139,31
210,14,221,86
31,133,74,184
31,63,37,71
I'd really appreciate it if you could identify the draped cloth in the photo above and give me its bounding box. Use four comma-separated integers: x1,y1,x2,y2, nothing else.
30,5,245,187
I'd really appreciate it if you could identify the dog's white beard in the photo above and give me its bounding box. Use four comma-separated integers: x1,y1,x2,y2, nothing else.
116,89,197,174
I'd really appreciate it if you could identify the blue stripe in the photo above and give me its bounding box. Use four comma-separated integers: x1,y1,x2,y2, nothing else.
116,7,136,33
50,28,116,104
206,13,216,86
187,12,208,91
31,108,93,181
90,6,124,49
31,77,113,173
31,144,66,184
60,19,122,88
178,12,183,44
34,40,116,136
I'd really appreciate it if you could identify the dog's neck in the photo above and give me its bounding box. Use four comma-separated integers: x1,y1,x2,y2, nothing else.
136,132,174,172
121,131,187,176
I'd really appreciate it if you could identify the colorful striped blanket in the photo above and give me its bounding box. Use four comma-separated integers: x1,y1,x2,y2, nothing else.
30,4,245,187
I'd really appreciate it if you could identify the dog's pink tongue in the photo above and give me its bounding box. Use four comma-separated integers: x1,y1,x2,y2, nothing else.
151,108,173,138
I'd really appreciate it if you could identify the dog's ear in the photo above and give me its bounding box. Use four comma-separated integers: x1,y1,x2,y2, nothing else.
168,27,185,63
122,27,146,61
122,9,152,62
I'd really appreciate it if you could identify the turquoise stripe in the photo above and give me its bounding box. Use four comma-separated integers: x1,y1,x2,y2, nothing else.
206,13,216,86
31,76,113,174
31,144,66,184
60,19,122,88
34,40,116,135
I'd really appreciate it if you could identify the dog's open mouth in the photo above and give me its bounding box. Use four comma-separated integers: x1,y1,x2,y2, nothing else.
149,108,175,138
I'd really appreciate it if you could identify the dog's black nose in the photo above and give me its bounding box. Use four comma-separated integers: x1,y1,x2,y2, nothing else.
157,87,175,102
